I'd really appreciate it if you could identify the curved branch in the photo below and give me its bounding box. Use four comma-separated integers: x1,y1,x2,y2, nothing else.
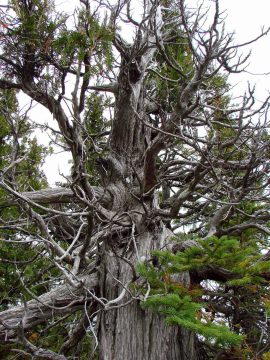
0,273,98,343
0,186,111,208
0,79,22,90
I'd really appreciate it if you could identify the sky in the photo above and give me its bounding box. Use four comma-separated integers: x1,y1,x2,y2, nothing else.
220,1,270,101
16,1,270,185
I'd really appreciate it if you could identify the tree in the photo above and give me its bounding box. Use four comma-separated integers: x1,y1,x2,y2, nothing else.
0,0,270,358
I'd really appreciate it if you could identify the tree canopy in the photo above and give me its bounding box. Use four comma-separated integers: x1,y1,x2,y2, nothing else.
0,1,270,359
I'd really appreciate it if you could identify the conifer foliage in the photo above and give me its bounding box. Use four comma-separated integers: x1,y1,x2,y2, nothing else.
0,1,270,359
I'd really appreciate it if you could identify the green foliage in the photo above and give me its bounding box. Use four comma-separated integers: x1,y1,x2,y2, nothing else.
138,231,270,350
0,89,52,313
0,90,48,195
0,90,65,359
151,235,260,276
166,314,242,346
138,258,243,346
80,92,112,184
53,9,114,75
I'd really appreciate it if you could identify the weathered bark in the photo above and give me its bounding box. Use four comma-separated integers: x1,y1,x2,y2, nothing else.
100,304,195,360
0,273,98,343
90,15,199,355
97,210,197,360
0,186,111,207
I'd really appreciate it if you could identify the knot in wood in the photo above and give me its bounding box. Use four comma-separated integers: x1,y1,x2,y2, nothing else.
129,59,142,83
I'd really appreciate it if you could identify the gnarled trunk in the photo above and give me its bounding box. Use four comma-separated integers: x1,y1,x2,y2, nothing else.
99,301,196,360
98,222,197,360
94,24,199,355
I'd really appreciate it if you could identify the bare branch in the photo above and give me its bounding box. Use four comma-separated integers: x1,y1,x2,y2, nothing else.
0,273,98,343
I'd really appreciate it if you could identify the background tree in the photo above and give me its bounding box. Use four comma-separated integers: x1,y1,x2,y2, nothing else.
0,0,270,359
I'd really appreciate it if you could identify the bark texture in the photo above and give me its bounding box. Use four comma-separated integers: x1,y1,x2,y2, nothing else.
0,274,98,343
99,223,196,360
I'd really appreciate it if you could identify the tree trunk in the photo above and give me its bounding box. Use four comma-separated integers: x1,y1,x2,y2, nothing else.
98,221,197,360
99,303,196,360
94,39,199,355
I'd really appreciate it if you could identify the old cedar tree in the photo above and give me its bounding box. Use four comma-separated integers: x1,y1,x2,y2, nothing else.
0,0,270,359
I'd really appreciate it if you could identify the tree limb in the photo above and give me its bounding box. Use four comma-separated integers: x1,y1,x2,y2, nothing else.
0,187,111,208
0,273,98,343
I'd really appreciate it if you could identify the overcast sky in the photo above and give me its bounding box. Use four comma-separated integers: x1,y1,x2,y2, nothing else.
220,1,270,99
28,1,270,184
